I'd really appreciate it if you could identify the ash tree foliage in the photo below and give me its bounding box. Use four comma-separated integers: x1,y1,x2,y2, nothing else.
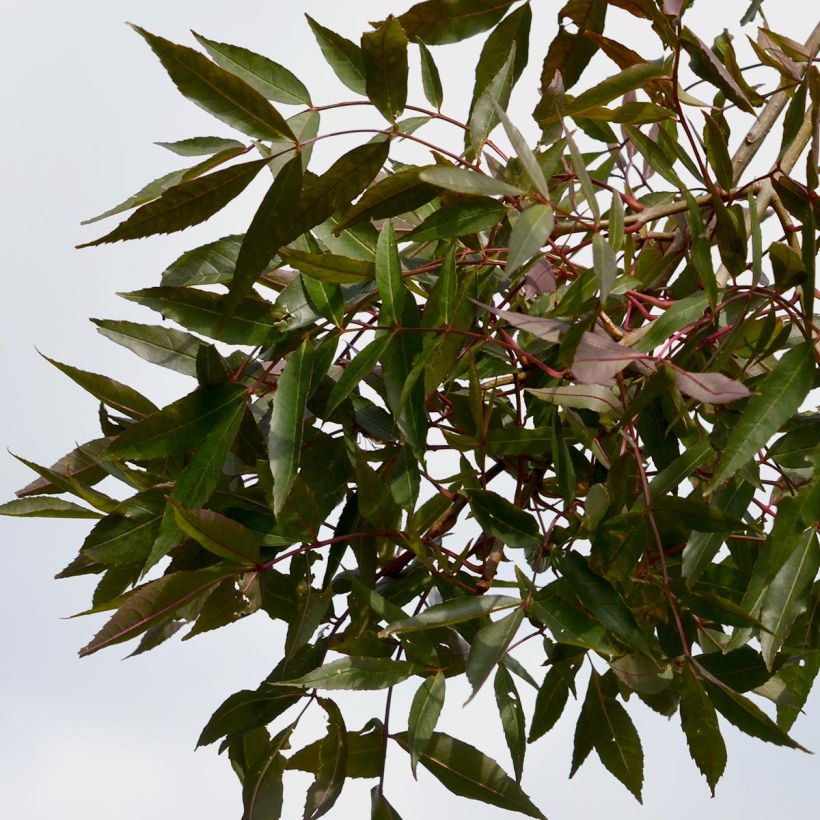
4,0,820,817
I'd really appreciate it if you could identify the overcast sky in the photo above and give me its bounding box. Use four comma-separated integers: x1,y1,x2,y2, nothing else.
1,2,817,819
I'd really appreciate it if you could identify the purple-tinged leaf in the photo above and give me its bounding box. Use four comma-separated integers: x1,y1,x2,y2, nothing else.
670,368,752,404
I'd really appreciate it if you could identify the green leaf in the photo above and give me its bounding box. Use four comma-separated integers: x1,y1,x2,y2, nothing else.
506,204,555,275
381,595,521,635
565,129,600,220
192,32,311,105
108,383,246,461
559,552,656,658
130,26,295,141
628,292,709,353
495,665,526,782
540,0,607,91
302,699,347,820
574,670,644,802
466,607,524,700
171,504,260,564
494,104,548,197
281,248,375,284
78,158,269,247
680,662,726,797
161,234,243,286
326,336,392,416
563,62,667,118
295,141,391,235
15,437,109,498
592,232,616,301
419,166,524,197
470,47,516,155
392,731,546,819
227,155,303,313
302,276,344,327
622,124,684,190
466,489,541,550
0,496,101,519
306,15,366,95
120,287,282,346
242,726,293,820
529,665,573,743
708,343,814,490
156,136,245,156
406,198,505,241
269,339,315,515
79,566,229,656
288,718,383,779
705,681,807,750
91,320,200,378
277,657,421,690
81,491,165,565
680,27,755,114
397,0,517,45
334,167,438,233
408,673,446,777
609,654,673,694
417,39,443,109
527,384,621,415
362,16,409,121
375,221,405,325
703,113,734,190
371,789,404,819
760,530,819,668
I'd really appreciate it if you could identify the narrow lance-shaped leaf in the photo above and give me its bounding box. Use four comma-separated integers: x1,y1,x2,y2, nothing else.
708,343,814,490
226,155,303,314
269,339,314,515
303,699,347,820
391,731,546,819
466,490,541,550
306,15,366,95
375,221,405,325
275,657,421,691
419,166,524,197
325,336,392,416
381,595,521,636
494,102,548,197
79,566,230,656
408,673,446,777
471,48,516,155
592,232,616,302
0,496,101,519
78,158,270,247
242,725,294,820
417,39,443,109
506,204,555,275
679,661,726,796
362,16,409,121
466,607,524,701
130,26,295,141
494,665,526,782
171,504,261,564
397,0,517,45
561,62,668,118
192,32,312,105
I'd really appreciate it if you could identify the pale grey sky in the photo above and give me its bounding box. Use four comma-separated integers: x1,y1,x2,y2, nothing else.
1,2,817,819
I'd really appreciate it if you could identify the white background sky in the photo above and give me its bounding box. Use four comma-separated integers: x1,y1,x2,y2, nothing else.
1,2,817,819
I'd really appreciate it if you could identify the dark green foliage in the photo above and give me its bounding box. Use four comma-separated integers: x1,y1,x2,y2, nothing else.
6,2,818,818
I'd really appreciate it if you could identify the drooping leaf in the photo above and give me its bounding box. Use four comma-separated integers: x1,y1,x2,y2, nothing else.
242,725,293,820
375,221,405,326
669,368,751,405
408,673,446,777
392,732,546,819
302,699,347,820
419,166,524,197
540,0,607,92
494,665,526,782
466,607,524,700
529,664,575,743
592,232,616,302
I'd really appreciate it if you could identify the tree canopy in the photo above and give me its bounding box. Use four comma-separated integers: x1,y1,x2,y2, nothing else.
3,1,819,818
